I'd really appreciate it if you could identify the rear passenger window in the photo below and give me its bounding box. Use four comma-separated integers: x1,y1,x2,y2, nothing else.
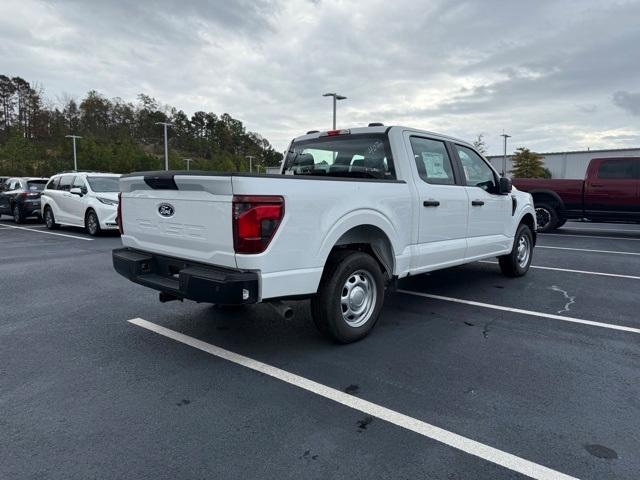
597,159,635,179
58,175,74,192
46,177,60,190
410,137,456,185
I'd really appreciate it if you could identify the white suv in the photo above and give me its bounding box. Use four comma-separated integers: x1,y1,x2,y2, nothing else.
41,172,121,236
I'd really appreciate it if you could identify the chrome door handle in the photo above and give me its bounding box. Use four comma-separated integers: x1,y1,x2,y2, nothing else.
423,200,440,207
471,200,485,206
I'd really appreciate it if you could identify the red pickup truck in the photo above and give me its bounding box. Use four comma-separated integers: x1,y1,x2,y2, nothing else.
513,157,640,232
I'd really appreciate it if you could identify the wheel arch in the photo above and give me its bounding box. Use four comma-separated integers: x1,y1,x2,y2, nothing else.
519,212,537,245
330,224,395,279
529,189,565,212
317,211,400,280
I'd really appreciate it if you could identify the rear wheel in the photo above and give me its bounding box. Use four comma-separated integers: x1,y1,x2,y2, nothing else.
13,204,24,224
44,206,59,230
499,224,533,277
311,250,385,343
85,209,101,236
535,203,559,233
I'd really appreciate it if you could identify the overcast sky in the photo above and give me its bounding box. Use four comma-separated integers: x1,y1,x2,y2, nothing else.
1,0,639,154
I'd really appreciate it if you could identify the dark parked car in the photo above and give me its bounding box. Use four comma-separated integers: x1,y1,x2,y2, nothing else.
513,157,640,232
0,177,49,223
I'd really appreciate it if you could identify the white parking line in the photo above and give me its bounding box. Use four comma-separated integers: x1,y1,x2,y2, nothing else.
478,260,640,281
537,245,640,256
0,223,93,241
543,233,640,242
397,290,640,334
563,225,640,233
129,317,578,480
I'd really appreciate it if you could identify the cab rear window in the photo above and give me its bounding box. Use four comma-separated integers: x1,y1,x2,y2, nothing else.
283,134,395,180
27,180,47,191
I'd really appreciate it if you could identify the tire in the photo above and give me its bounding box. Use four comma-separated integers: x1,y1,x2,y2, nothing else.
43,206,60,230
85,209,101,236
555,218,567,229
535,202,559,233
310,250,385,343
499,224,534,277
13,204,24,224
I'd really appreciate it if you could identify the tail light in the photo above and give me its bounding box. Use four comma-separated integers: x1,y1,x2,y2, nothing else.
117,192,124,234
19,192,39,199
233,195,284,254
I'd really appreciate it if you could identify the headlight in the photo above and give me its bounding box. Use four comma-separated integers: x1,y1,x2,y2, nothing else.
97,197,118,206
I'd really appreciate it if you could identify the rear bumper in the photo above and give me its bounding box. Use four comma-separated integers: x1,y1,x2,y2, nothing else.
112,248,259,304
20,201,41,217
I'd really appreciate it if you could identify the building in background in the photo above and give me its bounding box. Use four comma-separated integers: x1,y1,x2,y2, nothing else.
487,147,640,179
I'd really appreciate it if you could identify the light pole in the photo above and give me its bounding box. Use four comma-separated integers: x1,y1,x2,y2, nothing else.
65,135,82,171
322,93,347,129
246,155,256,174
500,133,511,176
183,158,193,171
155,122,173,170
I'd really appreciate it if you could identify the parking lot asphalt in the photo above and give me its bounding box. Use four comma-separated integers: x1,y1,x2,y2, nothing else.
1,219,639,480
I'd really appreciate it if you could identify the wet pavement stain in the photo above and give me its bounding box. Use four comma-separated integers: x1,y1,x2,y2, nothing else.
176,399,191,407
344,384,360,395
585,444,618,460
357,416,374,432
299,450,318,460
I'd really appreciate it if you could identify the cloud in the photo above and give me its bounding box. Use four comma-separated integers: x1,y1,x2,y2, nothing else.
612,91,640,116
1,0,639,155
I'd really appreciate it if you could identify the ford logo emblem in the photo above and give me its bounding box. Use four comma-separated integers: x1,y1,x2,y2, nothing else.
158,203,175,217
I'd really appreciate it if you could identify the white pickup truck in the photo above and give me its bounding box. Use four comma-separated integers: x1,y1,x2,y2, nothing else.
113,125,536,343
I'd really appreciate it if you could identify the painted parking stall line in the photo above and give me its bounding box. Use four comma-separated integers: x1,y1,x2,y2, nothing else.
0,223,93,241
536,245,640,256
542,232,640,242
129,317,578,480
397,290,640,335
561,225,640,233
478,260,640,281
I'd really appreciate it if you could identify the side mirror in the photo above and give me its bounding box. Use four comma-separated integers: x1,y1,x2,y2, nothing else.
498,177,512,195
70,187,83,196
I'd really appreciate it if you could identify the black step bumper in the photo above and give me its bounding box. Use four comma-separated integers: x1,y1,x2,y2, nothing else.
112,248,259,304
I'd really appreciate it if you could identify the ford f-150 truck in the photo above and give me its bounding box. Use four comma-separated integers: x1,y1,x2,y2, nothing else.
112,125,536,343
513,157,640,232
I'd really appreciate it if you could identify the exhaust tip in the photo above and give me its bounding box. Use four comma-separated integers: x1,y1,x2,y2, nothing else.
283,307,294,320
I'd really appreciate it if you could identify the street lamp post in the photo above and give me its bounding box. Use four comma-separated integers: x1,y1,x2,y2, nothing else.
322,93,347,129
500,133,511,176
246,155,256,174
155,122,173,171
183,158,193,171
65,135,82,171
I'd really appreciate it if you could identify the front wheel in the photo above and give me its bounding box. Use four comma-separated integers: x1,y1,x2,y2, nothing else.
85,209,101,236
44,206,60,230
499,224,534,277
311,250,385,343
535,203,559,233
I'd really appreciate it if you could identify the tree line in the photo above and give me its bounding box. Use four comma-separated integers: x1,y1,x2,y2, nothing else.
0,75,283,177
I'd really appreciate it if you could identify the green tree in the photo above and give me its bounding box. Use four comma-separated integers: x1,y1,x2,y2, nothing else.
0,73,283,176
510,147,547,178
472,133,487,155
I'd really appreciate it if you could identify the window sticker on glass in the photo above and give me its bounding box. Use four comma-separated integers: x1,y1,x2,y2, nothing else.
422,152,448,179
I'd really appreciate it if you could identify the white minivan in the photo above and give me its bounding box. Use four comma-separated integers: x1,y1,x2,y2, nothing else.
41,172,121,236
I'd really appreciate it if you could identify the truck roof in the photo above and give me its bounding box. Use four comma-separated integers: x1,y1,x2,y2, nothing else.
292,125,475,150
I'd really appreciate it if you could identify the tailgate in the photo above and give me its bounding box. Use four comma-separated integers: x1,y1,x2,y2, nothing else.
119,173,236,268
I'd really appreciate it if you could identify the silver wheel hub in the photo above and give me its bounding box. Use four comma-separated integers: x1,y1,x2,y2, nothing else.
340,270,376,328
516,235,530,268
